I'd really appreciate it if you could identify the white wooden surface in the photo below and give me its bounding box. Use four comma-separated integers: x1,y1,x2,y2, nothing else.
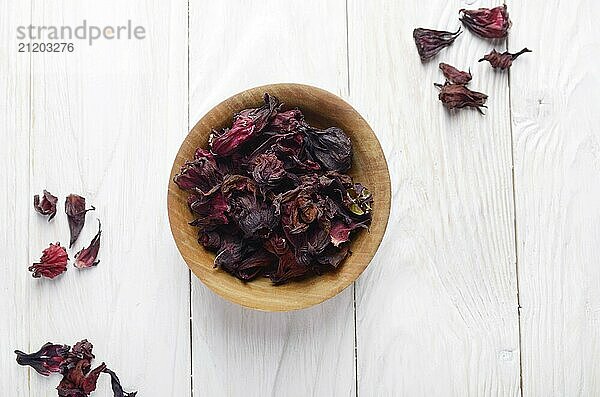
1,0,599,396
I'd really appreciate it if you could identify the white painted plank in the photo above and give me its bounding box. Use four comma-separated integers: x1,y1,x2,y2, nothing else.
347,0,521,395
508,0,600,395
27,1,190,395
187,1,355,396
0,1,31,395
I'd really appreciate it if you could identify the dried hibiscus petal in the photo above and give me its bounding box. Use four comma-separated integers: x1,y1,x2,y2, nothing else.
14,342,70,376
65,194,95,248
74,220,101,269
479,48,532,70
29,242,68,279
210,93,280,156
459,5,511,39
34,190,58,221
103,368,138,397
413,28,461,61
435,82,488,114
439,63,472,85
304,127,352,172
57,360,106,396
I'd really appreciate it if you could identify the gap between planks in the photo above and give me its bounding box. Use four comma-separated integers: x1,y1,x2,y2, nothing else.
506,32,525,397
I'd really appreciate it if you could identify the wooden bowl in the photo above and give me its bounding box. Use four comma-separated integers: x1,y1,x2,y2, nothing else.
168,84,390,311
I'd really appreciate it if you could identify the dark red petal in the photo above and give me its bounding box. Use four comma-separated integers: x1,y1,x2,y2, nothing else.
14,342,70,376
413,28,462,61
29,243,68,279
435,82,488,114
74,220,101,269
459,5,511,39
210,93,280,156
439,63,472,85
479,48,531,70
103,368,138,397
33,190,58,221
65,194,95,248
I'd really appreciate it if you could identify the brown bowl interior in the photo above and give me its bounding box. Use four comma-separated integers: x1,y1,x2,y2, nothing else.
167,83,391,311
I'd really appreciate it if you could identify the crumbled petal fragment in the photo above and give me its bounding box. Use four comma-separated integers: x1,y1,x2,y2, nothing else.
439,63,472,85
34,190,58,221
14,343,70,376
413,28,462,61
479,48,531,70
435,82,488,114
209,93,280,156
29,243,68,279
74,220,101,269
65,194,95,248
459,5,511,39
103,368,138,397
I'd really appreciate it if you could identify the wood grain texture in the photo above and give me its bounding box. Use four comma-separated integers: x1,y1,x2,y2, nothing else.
347,0,521,395
187,0,357,394
508,0,600,395
168,84,391,311
26,1,190,395
0,0,31,395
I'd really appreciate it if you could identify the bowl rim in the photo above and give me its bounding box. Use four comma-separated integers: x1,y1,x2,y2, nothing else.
167,83,391,311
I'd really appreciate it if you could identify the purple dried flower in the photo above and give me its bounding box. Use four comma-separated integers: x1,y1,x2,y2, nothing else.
65,194,95,248
34,190,58,221
29,243,68,279
14,342,70,376
479,48,532,70
459,5,511,39
74,220,101,269
413,28,462,61
439,63,472,85
435,82,488,114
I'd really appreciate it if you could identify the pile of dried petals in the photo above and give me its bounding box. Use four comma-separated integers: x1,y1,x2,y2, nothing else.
15,340,136,396
413,4,531,113
31,191,101,279
174,94,373,284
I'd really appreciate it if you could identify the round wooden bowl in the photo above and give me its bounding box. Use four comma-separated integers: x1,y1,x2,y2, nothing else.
168,83,391,311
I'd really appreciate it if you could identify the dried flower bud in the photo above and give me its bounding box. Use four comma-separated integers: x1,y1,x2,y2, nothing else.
435,82,488,114
479,48,531,70
65,194,95,248
439,63,472,85
459,5,511,39
413,28,461,61
14,342,70,376
29,243,68,279
74,220,101,269
33,190,58,221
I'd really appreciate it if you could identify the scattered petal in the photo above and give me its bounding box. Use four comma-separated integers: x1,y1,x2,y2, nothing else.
33,190,58,221
439,63,472,85
29,243,68,279
74,220,101,269
435,82,488,114
459,5,511,39
479,48,532,70
14,342,70,376
65,194,95,248
413,28,461,61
